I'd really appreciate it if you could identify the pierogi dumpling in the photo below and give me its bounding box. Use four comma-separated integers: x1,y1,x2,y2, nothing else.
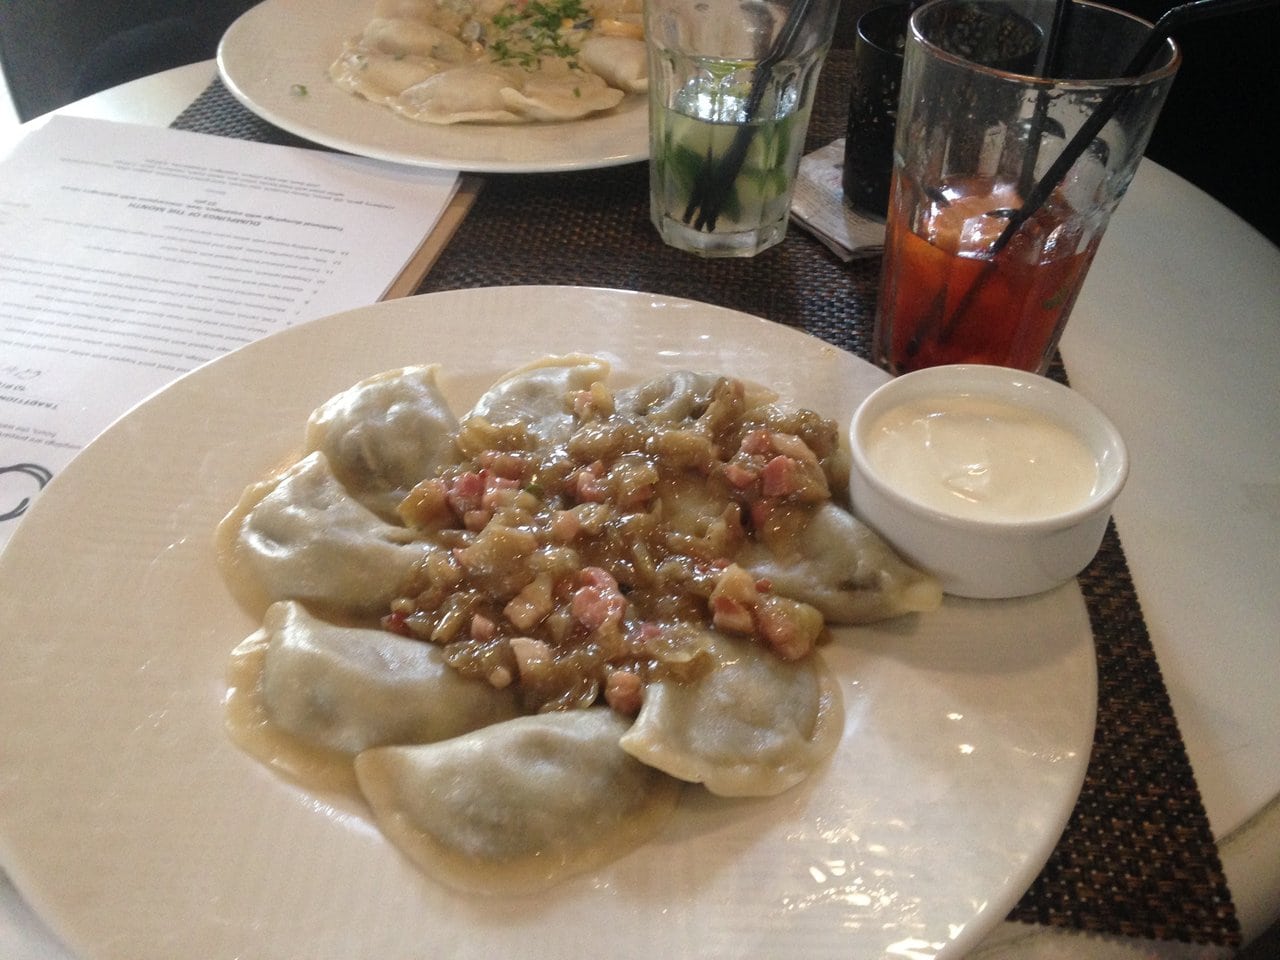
217,450,426,619
396,63,526,124
738,502,944,624
464,354,610,444
328,48,442,105
355,709,682,893
619,630,843,797
257,600,519,755
304,364,460,523
358,16,472,61
497,68,624,122
612,369,728,424
224,601,521,793
577,36,648,93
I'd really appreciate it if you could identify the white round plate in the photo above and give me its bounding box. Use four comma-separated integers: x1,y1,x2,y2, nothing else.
216,0,648,173
0,287,1094,960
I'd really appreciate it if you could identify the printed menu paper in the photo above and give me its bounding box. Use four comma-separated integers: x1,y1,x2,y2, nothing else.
0,115,460,551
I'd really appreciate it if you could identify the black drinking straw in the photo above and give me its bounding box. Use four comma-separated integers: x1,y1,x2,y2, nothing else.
1015,0,1071,199
681,0,815,232
911,0,1276,361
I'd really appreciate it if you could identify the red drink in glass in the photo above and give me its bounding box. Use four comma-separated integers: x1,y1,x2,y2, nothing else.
874,173,1102,374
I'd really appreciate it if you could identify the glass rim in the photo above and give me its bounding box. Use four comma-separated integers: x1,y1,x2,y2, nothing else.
856,3,911,57
908,0,1182,89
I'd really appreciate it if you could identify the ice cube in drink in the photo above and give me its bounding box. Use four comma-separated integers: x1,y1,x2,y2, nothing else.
875,173,1101,373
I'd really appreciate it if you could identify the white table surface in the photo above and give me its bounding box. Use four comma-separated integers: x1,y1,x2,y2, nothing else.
2,61,1276,958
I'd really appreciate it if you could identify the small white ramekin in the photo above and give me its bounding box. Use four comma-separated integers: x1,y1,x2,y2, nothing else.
848,365,1128,599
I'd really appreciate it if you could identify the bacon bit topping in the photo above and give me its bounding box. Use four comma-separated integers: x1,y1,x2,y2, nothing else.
470,612,497,642
446,471,486,517
571,461,608,502
722,462,758,489
571,566,627,630
703,562,823,654
761,455,802,497
711,595,755,635
739,429,774,456
603,669,644,715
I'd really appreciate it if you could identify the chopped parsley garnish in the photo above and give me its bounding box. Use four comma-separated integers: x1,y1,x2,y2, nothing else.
487,0,590,67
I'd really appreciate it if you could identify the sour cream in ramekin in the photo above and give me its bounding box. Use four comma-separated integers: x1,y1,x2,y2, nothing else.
861,394,1101,523
848,365,1128,599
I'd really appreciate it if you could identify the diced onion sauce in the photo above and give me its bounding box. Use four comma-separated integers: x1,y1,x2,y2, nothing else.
384,376,842,714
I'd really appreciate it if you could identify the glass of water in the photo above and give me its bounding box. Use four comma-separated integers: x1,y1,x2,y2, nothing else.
645,0,842,257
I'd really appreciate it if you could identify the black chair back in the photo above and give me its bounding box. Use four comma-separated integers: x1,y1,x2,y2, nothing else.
0,1,256,122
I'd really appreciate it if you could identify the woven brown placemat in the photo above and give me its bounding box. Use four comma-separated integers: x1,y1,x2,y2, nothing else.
172,51,1238,948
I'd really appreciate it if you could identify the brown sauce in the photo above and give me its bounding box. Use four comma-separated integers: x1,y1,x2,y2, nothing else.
383,375,843,714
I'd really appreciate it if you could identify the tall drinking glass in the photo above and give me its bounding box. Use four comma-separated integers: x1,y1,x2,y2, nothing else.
645,0,842,257
873,0,1180,374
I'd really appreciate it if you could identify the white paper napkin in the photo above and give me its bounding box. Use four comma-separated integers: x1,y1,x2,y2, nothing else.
789,138,886,260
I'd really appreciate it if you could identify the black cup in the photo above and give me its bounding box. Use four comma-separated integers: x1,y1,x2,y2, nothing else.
841,3,911,218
